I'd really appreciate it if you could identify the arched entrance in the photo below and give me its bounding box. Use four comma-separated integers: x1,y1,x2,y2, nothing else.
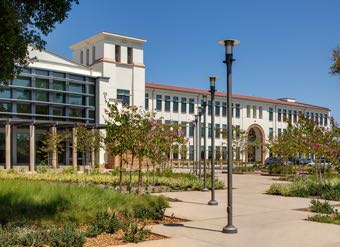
246,124,265,164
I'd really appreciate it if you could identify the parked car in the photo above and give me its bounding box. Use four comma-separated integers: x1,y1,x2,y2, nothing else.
265,157,283,165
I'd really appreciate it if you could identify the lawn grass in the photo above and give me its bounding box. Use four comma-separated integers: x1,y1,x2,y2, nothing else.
0,179,168,226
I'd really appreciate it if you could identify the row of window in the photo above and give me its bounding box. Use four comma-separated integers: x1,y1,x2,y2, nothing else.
246,105,263,119
80,45,133,66
21,68,96,82
173,145,229,161
271,108,328,126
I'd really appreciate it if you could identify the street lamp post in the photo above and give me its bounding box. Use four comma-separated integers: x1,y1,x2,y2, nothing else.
194,115,198,175
202,95,208,192
208,77,218,206
219,38,240,234
198,106,203,180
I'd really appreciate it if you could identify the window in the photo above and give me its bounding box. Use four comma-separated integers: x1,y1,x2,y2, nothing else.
283,109,287,121
324,114,328,126
156,95,162,111
215,124,220,138
311,112,314,122
173,145,179,160
269,128,273,140
89,97,95,106
181,97,187,113
52,107,64,116
69,83,84,93
14,76,31,87
69,108,83,118
189,122,194,137
0,103,11,112
145,93,149,110
53,80,64,91
35,91,48,102
173,96,179,112
222,124,227,139
253,106,257,118
89,110,95,123
269,107,273,121
52,71,65,78
92,46,96,63
208,100,212,115
35,105,48,115
35,69,49,76
306,111,309,119
181,122,187,137
17,103,31,114
208,123,212,138
88,85,95,95
189,98,195,113
247,105,251,118
200,122,205,137
189,145,194,160
127,47,133,64
80,50,84,64
208,146,212,160
236,104,240,118
293,110,297,123
16,133,29,163
69,95,83,105
86,49,89,66
52,92,64,103
319,114,323,126
278,109,282,122
222,102,227,117
258,106,263,119
16,89,30,100
117,89,130,106
69,74,85,81
288,110,292,122
278,128,282,137
35,78,48,89
165,96,171,111
215,101,220,116
0,88,11,98
115,45,121,62
315,113,319,124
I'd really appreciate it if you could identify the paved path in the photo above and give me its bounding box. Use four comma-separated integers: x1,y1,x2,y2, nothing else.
119,174,340,247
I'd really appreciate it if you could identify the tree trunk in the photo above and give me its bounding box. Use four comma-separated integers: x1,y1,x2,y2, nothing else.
146,160,149,191
129,154,135,194
152,161,156,186
119,155,123,192
137,158,142,194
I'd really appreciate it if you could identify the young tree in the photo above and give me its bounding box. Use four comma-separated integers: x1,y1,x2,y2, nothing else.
330,46,340,76
0,0,78,84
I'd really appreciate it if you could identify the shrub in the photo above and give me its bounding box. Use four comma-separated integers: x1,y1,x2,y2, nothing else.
48,224,85,247
134,204,165,220
63,167,76,174
37,164,49,174
122,220,150,243
310,199,334,214
85,212,122,237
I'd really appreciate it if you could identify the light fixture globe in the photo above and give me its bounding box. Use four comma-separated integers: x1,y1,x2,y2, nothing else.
218,39,240,47
208,76,217,88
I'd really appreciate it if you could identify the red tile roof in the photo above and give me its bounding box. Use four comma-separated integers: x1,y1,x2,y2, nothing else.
145,82,330,111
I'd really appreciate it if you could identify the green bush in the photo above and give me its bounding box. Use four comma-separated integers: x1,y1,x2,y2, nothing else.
37,165,49,174
122,220,150,243
310,199,334,214
85,212,121,237
63,167,76,174
48,224,85,247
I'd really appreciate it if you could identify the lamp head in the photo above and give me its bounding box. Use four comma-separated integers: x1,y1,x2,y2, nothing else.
218,39,240,54
209,76,217,88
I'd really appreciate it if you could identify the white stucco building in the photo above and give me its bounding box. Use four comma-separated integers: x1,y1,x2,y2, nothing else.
0,31,331,169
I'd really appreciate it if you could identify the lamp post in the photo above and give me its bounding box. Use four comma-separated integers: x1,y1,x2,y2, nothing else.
194,115,198,175
219,38,240,234
208,76,218,206
202,95,208,192
198,106,203,180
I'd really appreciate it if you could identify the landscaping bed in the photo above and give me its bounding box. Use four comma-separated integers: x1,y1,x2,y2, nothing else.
0,179,186,246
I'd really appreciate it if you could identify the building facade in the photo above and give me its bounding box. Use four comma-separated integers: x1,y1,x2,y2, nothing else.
0,32,331,170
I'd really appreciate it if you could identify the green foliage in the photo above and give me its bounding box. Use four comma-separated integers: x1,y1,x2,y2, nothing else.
37,165,49,174
48,223,84,247
85,212,121,237
62,167,76,174
134,204,165,220
122,220,150,243
0,0,78,84
267,164,296,175
330,46,340,76
308,211,340,225
310,199,334,214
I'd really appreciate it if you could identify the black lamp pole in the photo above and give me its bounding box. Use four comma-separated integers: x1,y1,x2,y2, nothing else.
198,106,203,180
219,39,240,234
202,95,208,192
194,115,198,175
208,77,218,206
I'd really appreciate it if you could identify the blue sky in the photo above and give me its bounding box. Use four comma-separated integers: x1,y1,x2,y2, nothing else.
45,0,340,120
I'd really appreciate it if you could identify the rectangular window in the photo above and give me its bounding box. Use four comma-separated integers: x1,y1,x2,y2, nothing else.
89,96,95,106
222,124,227,139
69,95,84,105
17,103,31,114
35,78,49,89
319,114,323,126
269,107,273,121
181,97,187,113
200,122,204,138
16,133,29,163
156,95,162,111
293,110,297,123
208,146,212,160
259,106,263,119
215,101,220,116
69,74,85,81
92,46,96,63
35,69,49,76
52,107,64,116
311,112,314,122
253,106,257,118
52,92,64,103
236,103,240,118
181,122,187,137
278,109,282,122
173,96,179,112
0,103,11,112
288,110,292,122
215,124,220,139
52,71,65,79
315,113,319,124
283,109,287,121
222,102,227,117
127,47,133,64
208,100,212,115
165,96,171,112
69,83,84,93
278,128,282,137
35,105,48,115
14,76,31,87
189,145,194,160
269,128,273,140
0,88,11,98
35,91,48,102
88,85,95,95
53,80,64,91
69,108,83,118
86,49,89,66
324,114,328,126
208,123,212,138
145,93,149,110
247,105,251,118
115,45,121,62
117,89,130,106
80,50,84,64
189,98,194,113
16,89,30,100
189,122,194,137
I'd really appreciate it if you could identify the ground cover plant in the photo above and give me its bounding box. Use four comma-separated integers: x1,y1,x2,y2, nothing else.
307,199,340,225
0,179,169,246
267,175,340,201
0,170,224,192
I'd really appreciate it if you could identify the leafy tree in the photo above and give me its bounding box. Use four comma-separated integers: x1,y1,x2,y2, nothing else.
232,126,248,170
0,0,78,84
330,46,340,76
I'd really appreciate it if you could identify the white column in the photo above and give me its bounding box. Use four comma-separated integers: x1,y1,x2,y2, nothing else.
72,127,77,169
29,124,35,172
5,123,11,170
51,126,57,169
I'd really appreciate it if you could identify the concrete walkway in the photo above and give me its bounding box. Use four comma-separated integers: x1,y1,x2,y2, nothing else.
119,174,340,247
